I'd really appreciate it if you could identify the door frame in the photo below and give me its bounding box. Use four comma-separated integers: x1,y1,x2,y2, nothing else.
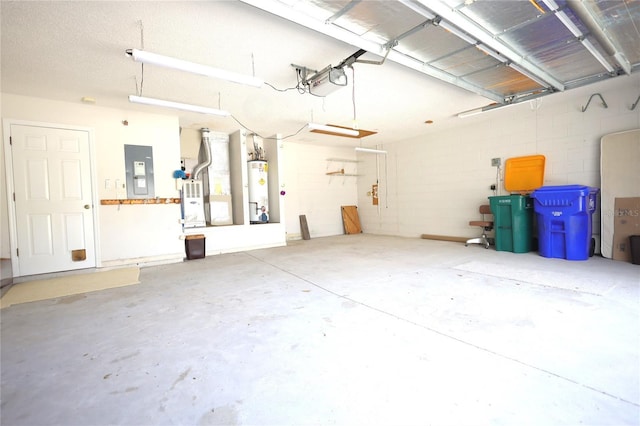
2,119,101,277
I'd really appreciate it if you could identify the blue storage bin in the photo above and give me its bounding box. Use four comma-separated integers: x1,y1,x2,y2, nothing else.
530,185,599,261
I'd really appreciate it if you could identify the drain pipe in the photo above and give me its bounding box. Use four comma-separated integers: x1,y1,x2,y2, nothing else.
192,128,211,180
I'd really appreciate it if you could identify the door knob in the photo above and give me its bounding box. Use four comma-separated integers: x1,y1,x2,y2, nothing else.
84,204,91,209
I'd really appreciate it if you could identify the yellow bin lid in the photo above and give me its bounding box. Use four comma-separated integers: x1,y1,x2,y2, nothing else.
504,155,545,193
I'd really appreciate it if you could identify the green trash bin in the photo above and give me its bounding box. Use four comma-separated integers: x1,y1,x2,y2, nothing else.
489,195,534,253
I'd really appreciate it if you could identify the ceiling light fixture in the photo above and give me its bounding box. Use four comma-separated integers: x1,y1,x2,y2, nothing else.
458,101,529,118
126,49,264,88
128,95,231,117
355,147,387,155
457,107,485,118
307,122,359,137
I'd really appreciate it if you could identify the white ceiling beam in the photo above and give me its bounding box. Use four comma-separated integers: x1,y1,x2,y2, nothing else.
238,0,504,102
413,0,566,92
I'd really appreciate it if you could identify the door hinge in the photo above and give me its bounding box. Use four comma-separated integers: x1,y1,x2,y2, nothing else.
16,248,19,257
9,136,12,145
13,193,16,202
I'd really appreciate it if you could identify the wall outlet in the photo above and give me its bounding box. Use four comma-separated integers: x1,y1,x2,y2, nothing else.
491,157,501,167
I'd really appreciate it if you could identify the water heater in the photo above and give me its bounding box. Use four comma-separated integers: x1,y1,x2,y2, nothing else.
247,160,268,223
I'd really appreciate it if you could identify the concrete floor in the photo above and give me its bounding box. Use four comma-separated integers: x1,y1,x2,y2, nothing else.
1,234,639,426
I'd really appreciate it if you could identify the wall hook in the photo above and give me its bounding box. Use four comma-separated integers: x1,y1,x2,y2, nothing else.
631,94,640,111
581,93,608,112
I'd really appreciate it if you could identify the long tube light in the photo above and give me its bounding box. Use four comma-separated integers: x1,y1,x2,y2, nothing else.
457,107,484,118
307,122,359,137
355,147,387,155
126,49,264,88
128,95,231,117
458,100,528,118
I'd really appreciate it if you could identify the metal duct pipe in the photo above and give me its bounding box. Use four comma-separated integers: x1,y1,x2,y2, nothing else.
192,128,212,180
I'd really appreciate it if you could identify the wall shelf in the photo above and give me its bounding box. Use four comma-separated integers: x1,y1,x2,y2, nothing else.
326,158,359,176
326,158,359,163
326,170,358,176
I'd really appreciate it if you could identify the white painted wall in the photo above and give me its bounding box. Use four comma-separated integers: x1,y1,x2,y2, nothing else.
282,143,358,239
0,93,358,275
1,93,184,267
357,74,640,241
2,73,637,273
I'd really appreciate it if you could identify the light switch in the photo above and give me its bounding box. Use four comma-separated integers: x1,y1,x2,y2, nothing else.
105,179,112,189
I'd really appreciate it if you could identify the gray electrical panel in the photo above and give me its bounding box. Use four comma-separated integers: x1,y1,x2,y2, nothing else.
124,144,155,199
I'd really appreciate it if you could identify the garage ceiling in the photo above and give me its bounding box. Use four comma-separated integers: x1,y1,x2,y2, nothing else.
242,0,640,111
1,1,638,147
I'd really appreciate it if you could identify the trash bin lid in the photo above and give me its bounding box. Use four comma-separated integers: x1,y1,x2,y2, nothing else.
531,184,598,196
504,155,545,194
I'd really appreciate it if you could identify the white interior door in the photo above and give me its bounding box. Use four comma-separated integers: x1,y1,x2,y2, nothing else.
10,124,96,276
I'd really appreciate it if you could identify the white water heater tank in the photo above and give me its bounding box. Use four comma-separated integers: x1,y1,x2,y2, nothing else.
247,160,268,223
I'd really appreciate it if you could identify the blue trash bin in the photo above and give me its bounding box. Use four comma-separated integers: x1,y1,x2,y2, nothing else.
530,185,599,261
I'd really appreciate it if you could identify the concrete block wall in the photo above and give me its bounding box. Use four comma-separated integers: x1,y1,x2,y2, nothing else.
357,74,640,241
282,143,358,240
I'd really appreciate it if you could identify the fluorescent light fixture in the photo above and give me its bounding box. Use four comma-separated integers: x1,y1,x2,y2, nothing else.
458,100,530,118
307,122,359,137
457,107,485,118
126,49,264,88
128,95,230,117
355,147,387,154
